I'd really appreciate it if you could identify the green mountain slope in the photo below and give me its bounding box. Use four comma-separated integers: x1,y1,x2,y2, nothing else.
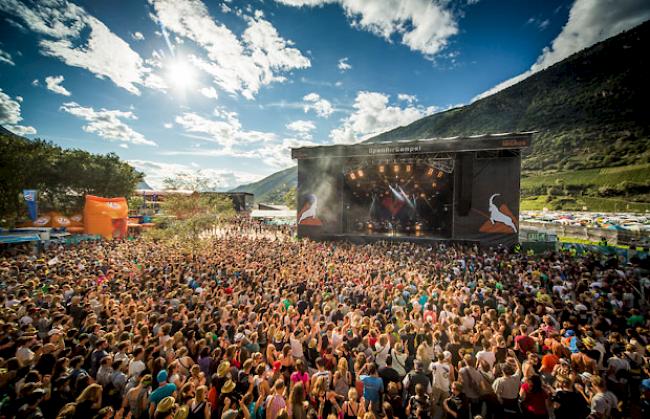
230,166,296,203
367,20,650,171
233,21,650,209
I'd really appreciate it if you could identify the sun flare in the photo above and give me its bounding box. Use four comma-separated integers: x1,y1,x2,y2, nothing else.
166,59,196,91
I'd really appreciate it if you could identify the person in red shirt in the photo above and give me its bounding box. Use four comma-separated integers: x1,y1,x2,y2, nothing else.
514,325,536,361
520,375,549,418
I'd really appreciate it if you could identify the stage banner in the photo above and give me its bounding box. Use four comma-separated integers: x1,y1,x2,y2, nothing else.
23,189,38,221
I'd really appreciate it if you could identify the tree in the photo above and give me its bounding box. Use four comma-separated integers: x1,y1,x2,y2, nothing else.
0,133,142,227
144,189,235,255
283,186,297,209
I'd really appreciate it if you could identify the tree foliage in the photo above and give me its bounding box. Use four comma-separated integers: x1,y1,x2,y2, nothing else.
284,186,297,209
144,186,235,255
0,133,142,226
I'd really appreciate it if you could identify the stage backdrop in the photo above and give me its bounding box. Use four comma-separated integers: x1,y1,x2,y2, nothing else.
296,157,344,237
453,152,521,247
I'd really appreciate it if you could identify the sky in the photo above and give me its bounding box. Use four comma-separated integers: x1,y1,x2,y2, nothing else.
1,0,649,190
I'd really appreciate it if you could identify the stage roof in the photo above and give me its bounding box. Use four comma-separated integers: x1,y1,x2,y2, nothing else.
291,131,535,159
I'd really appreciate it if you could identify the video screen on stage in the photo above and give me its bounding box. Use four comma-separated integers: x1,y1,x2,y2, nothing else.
341,158,454,238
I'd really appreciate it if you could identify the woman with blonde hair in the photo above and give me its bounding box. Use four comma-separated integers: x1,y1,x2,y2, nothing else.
333,358,351,399
188,385,211,419
390,342,408,378
287,382,308,419
341,388,365,419
73,383,103,418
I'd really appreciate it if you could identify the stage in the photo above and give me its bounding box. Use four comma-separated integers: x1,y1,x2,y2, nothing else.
292,132,533,247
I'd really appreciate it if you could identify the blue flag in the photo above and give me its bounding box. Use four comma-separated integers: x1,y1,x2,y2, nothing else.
23,189,38,221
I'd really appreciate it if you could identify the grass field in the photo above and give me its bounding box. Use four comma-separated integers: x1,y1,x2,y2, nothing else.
520,164,650,212
521,164,650,189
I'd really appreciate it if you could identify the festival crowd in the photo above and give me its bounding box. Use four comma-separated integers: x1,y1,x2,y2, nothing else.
1,228,649,419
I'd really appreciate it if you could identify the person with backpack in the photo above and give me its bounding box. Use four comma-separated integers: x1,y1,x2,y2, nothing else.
406,383,432,419
403,359,432,399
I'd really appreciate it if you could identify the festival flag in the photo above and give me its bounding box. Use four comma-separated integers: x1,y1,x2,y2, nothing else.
23,189,38,221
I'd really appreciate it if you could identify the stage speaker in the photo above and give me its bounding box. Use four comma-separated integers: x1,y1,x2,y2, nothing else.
458,153,474,216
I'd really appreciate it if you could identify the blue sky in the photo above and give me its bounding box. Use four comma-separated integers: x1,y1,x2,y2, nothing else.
1,0,649,190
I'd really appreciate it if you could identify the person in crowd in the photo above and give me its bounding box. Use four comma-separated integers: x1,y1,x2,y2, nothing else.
0,224,648,419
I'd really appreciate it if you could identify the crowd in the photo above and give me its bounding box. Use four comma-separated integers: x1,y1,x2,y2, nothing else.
1,227,649,419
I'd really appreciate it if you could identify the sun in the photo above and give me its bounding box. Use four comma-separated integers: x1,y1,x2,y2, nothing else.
166,59,196,91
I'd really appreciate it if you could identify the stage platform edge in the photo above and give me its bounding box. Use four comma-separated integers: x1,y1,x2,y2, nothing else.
312,233,480,246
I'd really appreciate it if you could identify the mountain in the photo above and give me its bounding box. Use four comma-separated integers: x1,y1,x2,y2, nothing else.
232,20,650,209
0,125,20,138
230,166,296,203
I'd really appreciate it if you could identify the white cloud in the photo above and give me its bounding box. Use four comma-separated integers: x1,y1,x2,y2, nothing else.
397,93,417,103
31,79,39,86
149,0,310,99
303,92,334,118
337,56,351,71
330,91,437,144
526,17,550,31
163,122,173,129
119,143,129,148
60,102,156,146
45,75,71,96
256,137,316,168
275,0,458,58
474,0,650,101
199,86,219,99
0,88,37,135
286,119,316,139
0,0,150,95
174,108,276,151
0,48,15,65
131,31,145,40
127,159,261,190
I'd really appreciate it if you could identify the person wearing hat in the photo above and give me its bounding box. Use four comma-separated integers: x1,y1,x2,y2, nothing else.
149,370,177,417
154,396,177,419
213,379,236,419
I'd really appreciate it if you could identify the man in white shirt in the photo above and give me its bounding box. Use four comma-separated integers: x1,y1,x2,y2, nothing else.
129,347,146,378
15,336,36,367
476,342,496,370
430,352,453,417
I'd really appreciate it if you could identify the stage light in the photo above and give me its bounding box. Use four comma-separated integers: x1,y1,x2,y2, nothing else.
393,164,400,173
426,167,434,176
420,193,426,198
414,184,419,189
378,165,385,173
432,182,437,189
350,172,356,180
357,169,364,177
406,165,412,173
437,171,444,179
